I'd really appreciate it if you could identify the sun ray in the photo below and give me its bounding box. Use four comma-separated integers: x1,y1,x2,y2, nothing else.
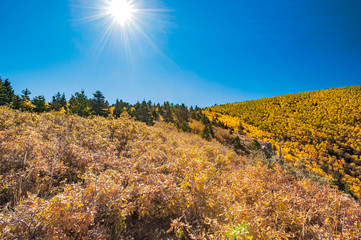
70,0,180,72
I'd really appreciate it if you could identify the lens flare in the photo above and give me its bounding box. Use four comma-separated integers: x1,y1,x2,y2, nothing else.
71,0,176,68
106,0,136,26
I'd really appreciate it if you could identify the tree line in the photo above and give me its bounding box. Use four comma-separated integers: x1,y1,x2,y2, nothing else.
0,76,225,141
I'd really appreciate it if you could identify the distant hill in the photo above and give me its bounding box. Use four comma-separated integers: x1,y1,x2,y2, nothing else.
205,85,361,198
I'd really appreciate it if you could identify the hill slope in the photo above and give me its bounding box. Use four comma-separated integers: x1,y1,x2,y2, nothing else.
206,85,361,198
0,107,360,239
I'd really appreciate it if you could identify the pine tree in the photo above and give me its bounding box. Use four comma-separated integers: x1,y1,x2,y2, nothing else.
91,90,109,117
138,100,154,125
0,77,15,105
113,99,130,118
51,92,67,111
32,95,48,113
11,95,27,111
173,103,190,132
238,121,244,134
177,104,189,123
21,88,31,101
69,91,92,117
202,124,214,141
152,108,160,121
162,102,174,123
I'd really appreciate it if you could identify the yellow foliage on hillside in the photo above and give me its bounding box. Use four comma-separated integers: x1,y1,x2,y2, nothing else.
0,107,360,239
207,85,361,199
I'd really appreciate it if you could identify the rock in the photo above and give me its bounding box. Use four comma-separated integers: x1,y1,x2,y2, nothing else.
261,146,272,158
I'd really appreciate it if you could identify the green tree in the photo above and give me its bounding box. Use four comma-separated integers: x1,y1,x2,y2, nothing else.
0,77,15,105
21,88,31,101
233,136,242,153
91,90,109,117
175,121,191,132
15,88,33,111
202,124,214,141
238,121,244,134
176,104,189,123
32,95,48,113
51,92,67,111
11,95,27,111
113,99,130,118
69,91,92,117
138,100,154,125
173,104,190,132
152,108,160,122
162,102,174,123
202,124,211,141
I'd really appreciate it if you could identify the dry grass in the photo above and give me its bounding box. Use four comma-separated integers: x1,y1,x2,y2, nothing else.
0,107,360,239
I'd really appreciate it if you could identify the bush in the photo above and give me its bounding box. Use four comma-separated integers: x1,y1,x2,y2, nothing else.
0,107,360,239
248,139,261,150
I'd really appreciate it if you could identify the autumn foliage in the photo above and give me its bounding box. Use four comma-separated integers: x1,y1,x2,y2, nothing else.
0,107,360,239
206,85,361,199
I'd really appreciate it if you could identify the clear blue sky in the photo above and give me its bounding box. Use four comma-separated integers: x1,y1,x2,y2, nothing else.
1,0,360,107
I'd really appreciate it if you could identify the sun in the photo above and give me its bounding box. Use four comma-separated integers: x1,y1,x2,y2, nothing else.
72,0,172,58
106,0,136,26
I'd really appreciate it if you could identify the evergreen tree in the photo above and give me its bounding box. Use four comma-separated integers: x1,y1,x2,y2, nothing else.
191,106,203,121
0,77,15,105
131,101,141,118
211,117,218,127
177,104,189,123
189,106,198,120
233,136,247,154
113,99,130,118
11,95,27,111
91,90,109,117
156,103,163,120
176,121,191,132
200,112,214,140
32,95,48,113
202,124,213,141
233,136,242,153
21,88,31,101
172,104,190,132
137,100,154,125
201,114,209,125
162,102,174,123
69,91,92,117
51,92,67,111
147,100,152,108
152,108,160,121
238,121,244,134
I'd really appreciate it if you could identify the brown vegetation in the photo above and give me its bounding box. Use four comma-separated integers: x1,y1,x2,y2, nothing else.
0,107,360,239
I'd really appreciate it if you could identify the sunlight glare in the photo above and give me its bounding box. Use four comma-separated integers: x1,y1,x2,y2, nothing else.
72,0,174,64
106,0,136,26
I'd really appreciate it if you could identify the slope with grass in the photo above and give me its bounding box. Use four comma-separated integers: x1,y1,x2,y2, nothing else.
0,107,360,239
206,85,361,199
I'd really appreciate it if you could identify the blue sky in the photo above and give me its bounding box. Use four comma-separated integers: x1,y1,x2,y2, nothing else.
1,0,360,107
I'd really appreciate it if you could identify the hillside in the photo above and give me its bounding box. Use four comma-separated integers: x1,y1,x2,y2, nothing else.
0,107,360,239
205,85,361,199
